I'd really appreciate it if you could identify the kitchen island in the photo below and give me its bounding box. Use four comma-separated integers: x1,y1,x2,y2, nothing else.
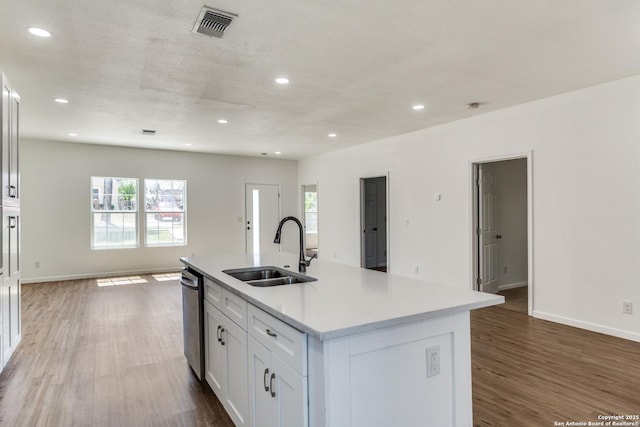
182,252,503,427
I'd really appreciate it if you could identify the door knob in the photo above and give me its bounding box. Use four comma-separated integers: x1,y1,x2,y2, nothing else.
496,234,502,239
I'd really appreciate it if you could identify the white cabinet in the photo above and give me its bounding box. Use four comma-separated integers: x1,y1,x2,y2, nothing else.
2,207,20,365
204,286,249,427
1,73,19,207
0,72,20,370
2,207,22,362
204,299,226,395
247,305,308,427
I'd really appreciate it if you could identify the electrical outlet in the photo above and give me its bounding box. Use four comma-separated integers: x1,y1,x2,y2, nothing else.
426,345,440,377
34,261,40,268
623,301,633,315
414,265,420,274
503,266,508,274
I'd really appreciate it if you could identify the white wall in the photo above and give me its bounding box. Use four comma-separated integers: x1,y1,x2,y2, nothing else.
483,159,527,289
299,75,640,342
22,139,299,281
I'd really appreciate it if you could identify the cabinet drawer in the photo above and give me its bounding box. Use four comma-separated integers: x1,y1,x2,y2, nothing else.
248,304,307,376
204,277,222,309
221,289,247,331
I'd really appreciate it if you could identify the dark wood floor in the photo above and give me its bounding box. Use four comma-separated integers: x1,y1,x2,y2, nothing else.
497,286,528,314
0,275,234,427
472,297,640,426
1,275,639,426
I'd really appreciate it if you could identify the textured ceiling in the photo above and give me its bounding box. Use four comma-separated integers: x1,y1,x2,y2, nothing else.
2,0,640,159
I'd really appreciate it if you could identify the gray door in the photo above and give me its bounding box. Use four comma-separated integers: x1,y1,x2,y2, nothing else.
361,176,387,270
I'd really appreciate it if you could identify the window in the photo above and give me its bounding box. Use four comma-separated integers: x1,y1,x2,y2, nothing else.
91,177,138,249
304,190,318,233
145,179,186,246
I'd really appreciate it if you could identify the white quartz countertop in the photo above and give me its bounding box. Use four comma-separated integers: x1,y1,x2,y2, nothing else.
181,252,503,341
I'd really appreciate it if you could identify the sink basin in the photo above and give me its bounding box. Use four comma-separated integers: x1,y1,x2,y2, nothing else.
222,266,317,287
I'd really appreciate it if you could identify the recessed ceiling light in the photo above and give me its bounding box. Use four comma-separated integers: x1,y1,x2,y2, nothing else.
275,77,290,85
412,104,425,110
328,133,337,138
218,119,228,124
275,151,282,155
55,98,69,104
68,132,77,137
28,27,51,38
185,143,192,147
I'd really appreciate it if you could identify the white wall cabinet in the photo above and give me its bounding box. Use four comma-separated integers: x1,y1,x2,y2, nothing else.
0,72,21,370
1,73,19,207
204,278,248,427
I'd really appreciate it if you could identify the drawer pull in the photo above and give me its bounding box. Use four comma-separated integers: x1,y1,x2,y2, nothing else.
216,325,222,342
263,368,270,392
265,329,277,338
270,373,276,397
220,327,225,346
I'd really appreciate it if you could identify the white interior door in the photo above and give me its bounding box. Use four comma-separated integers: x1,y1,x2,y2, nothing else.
478,165,499,293
245,184,280,254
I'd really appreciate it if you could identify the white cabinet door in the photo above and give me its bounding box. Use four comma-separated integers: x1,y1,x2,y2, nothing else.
204,299,226,397
248,336,306,427
205,299,249,427
1,207,20,365
248,336,276,427
223,316,248,426
272,353,307,427
1,73,19,206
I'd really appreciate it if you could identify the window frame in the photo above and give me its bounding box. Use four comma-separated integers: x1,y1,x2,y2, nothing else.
304,190,318,234
90,176,139,250
143,178,187,247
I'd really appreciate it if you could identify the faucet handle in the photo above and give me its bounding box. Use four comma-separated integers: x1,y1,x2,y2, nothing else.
303,253,317,267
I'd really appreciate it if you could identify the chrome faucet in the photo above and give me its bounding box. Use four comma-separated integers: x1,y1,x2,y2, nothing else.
273,216,317,273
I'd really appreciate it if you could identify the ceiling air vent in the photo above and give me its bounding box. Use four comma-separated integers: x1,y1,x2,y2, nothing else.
193,7,237,38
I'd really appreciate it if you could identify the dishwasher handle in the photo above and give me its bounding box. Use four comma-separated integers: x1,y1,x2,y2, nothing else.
181,270,200,290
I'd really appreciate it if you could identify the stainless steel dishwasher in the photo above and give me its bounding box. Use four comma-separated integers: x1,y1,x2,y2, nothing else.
181,268,204,381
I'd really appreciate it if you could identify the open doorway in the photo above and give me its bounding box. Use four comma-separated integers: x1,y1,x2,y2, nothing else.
472,156,532,315
301,184,318,258
360,176,388,272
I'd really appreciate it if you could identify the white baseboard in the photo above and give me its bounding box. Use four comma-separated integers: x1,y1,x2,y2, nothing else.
22,266,180,284
533,310,640,343
498,281,528,291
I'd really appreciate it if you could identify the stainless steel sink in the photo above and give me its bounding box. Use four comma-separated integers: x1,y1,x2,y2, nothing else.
222,266,317,287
